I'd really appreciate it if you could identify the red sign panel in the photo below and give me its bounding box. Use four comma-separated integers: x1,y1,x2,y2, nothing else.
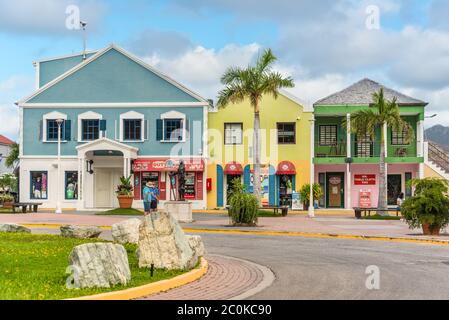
132,158,204,172
354,174,376,185
359,190,372,208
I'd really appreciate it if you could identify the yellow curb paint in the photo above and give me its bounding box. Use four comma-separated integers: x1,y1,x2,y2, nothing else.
67,257,208,300
22,223,449,247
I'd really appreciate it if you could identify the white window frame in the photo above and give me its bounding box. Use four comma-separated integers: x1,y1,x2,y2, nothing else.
78,111,103,142
224,123,243,145
160,110,187,143
43,111,68,143
119,111,145,142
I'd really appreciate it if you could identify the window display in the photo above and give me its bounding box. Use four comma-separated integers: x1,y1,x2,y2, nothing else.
185,172,196,200
30,171,48,199
65,171,78,200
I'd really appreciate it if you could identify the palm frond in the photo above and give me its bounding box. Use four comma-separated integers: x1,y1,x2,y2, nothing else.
348,109,380,140
220,67,245,85
217,84,247,109
256,48,277,73
261,72,295,98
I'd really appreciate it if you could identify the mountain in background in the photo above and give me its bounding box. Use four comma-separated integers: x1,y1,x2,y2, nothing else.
425,125,449,150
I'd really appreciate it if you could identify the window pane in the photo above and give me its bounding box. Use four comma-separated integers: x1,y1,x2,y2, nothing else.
65,171,78,200
30,171,48,199
185,172,196,199
164,119,183,141
391,127,409,145
224,123,243,144
124,119,142,140
319,125,337,146
82,119,99,141
277,123,295,144
47,120,65,141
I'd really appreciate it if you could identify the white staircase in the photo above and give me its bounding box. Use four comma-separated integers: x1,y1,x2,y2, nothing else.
425,142,449,180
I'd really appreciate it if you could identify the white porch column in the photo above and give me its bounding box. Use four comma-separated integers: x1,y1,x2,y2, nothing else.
126,157,132,177
77,156,85,210
417,120,424,157
346,113,351,209
123,157,128,177
309,116,315,218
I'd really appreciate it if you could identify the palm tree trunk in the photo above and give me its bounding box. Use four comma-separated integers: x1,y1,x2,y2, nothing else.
253,111,262,205
378,130,388,214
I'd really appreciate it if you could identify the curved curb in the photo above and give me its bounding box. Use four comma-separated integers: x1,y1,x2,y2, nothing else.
206,255,275,300
67,257,208,300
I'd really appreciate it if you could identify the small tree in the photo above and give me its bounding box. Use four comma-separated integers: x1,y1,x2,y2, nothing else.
6,143,19,171
401,178,449,235
228,178,258,226
299,184,323,209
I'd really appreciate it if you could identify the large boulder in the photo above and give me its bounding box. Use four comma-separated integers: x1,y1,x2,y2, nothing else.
186,235,206,257
0,223,31,234
112,219,142,244
68,243,131,289
137,211,199,270
60,225,102,239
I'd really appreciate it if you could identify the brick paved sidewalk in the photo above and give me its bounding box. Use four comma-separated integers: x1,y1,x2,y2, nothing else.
140,255,273,300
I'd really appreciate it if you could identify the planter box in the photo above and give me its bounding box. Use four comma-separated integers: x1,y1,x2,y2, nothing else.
117,195,133,209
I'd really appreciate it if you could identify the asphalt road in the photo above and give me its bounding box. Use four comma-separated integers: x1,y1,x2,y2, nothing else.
32,227,449,299
198,233,449,300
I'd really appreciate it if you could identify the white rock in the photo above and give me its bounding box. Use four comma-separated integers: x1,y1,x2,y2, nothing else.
112,219,142,244
60,225,102,239
68,243,131,289
0,223,31,234
186,235,206,257
137,211,199,270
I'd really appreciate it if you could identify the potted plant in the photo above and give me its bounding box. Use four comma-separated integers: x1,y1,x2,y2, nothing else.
0,194,14,209
299,184,323,211
116,176,134,209
401,178,449,236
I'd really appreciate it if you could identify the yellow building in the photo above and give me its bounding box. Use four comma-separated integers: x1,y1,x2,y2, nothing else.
206,91,312,209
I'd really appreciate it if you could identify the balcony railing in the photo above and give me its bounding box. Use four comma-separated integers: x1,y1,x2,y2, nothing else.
352,140,381,158
389,144,417,158
315,140,417,158
315,141,347,158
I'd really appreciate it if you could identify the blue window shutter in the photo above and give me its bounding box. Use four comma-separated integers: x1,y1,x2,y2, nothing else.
144,120,148,140
156,119,163,141
243,165,251,193
217,165,224,207
100,120,107,131
39,120,43,141
269,165,276,206
64,120,71,141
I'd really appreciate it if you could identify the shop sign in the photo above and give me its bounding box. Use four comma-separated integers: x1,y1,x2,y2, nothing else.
291,192,302,211
329,176,342,185
359,189,372,208
354,174,376,185
132,158,204,172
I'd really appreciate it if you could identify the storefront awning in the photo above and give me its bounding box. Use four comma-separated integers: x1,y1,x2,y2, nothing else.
132,158,204,172
224,162,244,175
276,161,296,175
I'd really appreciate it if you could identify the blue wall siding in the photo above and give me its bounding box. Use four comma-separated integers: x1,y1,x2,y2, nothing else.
216,165,224,207
30,49,199,103
39,53,97,87
23,107,204,156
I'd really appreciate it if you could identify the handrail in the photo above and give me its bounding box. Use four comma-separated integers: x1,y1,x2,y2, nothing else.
428,142,449,174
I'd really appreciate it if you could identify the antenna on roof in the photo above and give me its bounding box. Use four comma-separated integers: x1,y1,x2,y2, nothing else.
80,21,88,60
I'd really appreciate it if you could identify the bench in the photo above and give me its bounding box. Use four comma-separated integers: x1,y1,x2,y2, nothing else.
12,203,43,214
261,206,289,217
353,207,398,219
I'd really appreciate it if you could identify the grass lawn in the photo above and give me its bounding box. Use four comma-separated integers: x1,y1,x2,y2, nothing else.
257,210,285,217
0,233,188,300
360,214,402,221
95,208,144,216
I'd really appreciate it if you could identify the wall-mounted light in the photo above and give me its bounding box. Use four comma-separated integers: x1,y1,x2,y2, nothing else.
86,160,94,174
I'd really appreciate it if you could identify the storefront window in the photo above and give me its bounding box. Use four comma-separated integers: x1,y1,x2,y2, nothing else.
185,172,196,200
30,171,48,200
141,172,159,199
65,171,78,200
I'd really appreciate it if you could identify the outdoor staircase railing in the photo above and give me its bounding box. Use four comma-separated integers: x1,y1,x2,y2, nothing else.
428,142,449,175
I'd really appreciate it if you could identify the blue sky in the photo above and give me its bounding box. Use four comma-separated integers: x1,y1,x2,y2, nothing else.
1,0,449,140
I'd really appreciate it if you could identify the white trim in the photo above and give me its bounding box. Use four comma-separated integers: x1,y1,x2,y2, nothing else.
19,102,208,108
161,111,187,143
19,107,24,157
279,89,312,112
42,111,68,143
77,111,103,142
20,156,78,159
119,111,144,142
136,155,206,159
18,44,208,105
32,51,98,64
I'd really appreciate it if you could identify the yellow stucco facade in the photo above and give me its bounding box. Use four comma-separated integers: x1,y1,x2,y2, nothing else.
206,92,312,209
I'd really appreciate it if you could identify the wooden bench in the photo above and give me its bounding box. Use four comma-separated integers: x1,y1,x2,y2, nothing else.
353,207,398,219
12,203,43,214
261,206,289,217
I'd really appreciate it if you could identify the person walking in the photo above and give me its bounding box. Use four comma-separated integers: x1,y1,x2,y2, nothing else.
143,181,153,216
150,182,160,213
397,192,405,214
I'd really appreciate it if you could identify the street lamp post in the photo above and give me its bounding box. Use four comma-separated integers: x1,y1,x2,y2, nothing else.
55,118,64,214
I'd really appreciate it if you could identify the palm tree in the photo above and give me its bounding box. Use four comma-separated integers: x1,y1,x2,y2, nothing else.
347,88,413,212
217,49,294,204
6,143,19,171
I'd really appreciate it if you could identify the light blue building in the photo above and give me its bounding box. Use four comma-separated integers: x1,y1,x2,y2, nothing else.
17,44,209,210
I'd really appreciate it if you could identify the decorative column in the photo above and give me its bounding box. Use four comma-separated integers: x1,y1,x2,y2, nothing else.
309,116,315,218
78,156,85,210
418,120,425,179
346,113,351,210
123,157,128,178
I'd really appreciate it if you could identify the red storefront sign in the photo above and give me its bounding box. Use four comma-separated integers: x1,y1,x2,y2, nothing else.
132,158,204,172
354,174,376,185
359,190,372,208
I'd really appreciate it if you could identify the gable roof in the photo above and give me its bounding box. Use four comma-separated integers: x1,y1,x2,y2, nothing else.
18,44,208,106
0,135,14,146
314,78,428,106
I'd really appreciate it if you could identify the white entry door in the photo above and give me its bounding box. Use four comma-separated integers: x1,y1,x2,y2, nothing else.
95,168,122,208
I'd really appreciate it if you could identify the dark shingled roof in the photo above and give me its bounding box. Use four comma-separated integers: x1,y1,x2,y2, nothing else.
314,78,428,106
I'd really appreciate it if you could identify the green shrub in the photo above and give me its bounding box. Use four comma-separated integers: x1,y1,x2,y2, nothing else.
228,178,258,226
401,178,449,229
299,183,323,208
116,176,134,196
